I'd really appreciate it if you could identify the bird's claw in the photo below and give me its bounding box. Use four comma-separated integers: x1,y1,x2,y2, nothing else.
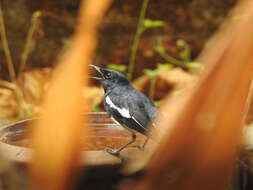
105,147,120,157
133,144,145,150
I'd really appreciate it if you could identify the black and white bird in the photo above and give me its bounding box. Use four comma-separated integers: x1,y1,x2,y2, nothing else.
90,65,157,156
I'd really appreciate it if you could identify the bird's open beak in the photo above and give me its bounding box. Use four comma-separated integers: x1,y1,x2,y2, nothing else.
89,64,104,80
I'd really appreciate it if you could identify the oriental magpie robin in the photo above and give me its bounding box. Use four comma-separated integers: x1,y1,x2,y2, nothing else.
90,65,157,156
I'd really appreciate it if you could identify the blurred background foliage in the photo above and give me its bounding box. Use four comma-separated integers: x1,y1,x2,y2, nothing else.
0,0,236,123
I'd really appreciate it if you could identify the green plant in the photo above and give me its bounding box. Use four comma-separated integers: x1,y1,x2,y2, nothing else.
19,11,42,75
0,4,16,83
144,39,199,104
143,19,165,31
153,100,164,107
127,0,165,80
127,0,149,80
143,63,173,101
155,38,202,69
0,5,40,120
92,106,102,112
107,64,127,73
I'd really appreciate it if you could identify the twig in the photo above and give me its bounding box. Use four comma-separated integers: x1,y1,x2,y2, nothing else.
149,75,157,101
156,49,187,68
0,3,27,119
127,0,149,80
19,11,42,75
0,3,16,82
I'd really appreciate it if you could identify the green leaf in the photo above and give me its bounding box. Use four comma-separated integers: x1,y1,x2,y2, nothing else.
154,45,165,54
179,50,190,62
176,39,187,47
92,106,101,112
185,61,202,69
143,19,165,29
107,64,127,72
143,69,157,76
154,38,166,54
157,63,173,70
177,40,191,62
154,100,164,106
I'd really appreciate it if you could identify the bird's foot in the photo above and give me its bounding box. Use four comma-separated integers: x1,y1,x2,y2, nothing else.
133,144,145,150
105,147,120,157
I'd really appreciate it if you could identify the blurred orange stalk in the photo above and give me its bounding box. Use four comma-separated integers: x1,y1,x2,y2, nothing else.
134,0,253,189
30,0,112,190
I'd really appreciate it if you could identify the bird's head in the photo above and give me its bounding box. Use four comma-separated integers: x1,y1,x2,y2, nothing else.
90,65,130,92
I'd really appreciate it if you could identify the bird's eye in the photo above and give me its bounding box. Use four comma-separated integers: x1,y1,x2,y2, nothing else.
105,72,112,79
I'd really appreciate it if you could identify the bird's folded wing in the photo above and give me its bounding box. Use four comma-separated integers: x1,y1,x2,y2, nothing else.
127,101,151,135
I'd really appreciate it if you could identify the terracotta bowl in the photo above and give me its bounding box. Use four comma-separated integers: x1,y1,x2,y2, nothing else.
0,112,147,189
0,112,145,165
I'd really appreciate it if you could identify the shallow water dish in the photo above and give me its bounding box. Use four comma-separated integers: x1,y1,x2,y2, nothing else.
0,112,145,166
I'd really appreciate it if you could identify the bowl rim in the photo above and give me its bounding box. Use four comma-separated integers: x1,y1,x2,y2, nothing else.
0,112,125,166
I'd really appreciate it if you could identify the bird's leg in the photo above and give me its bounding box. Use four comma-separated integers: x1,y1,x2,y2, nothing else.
105,130,136,157
141,135,150,148
133,135,150,150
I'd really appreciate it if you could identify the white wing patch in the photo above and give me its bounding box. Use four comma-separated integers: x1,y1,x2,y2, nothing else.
105,96,131,118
